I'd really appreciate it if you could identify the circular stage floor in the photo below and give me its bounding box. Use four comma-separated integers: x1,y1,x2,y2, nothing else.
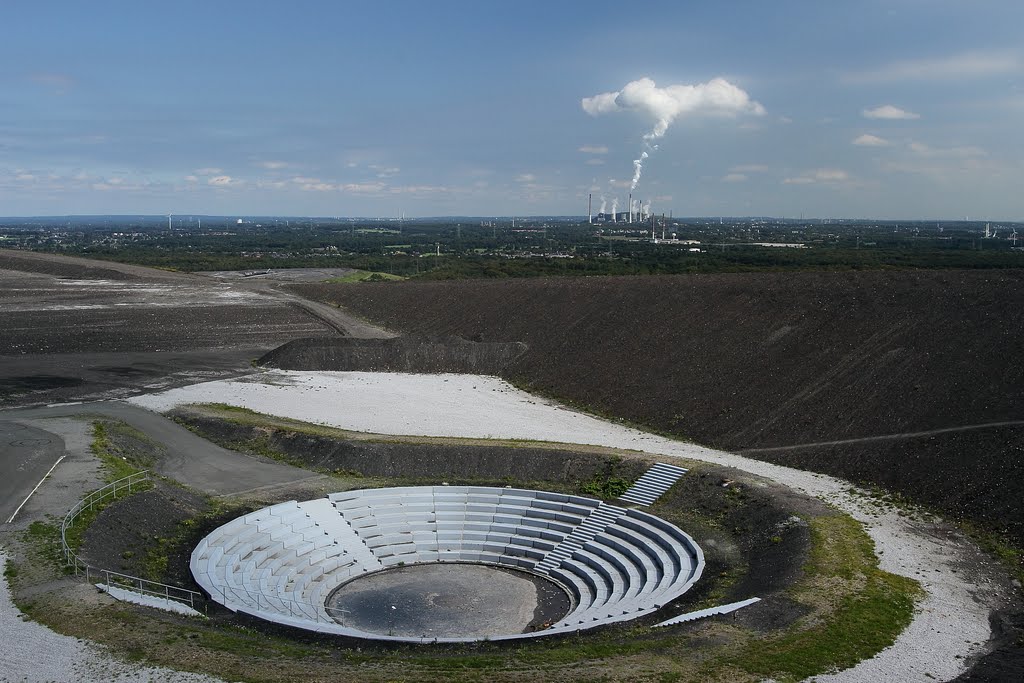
326,563,571,638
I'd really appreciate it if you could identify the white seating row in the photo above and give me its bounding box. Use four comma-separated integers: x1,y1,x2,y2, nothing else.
190,484,703,642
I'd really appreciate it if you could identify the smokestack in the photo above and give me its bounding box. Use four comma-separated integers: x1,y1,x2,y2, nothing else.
588,193,592,224
628,193,632,223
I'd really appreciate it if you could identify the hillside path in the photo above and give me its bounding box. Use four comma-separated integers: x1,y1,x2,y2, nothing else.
738,419,1024,453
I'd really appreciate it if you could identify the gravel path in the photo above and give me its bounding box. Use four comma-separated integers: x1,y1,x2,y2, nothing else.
0,551,219,683
129,370,1016,683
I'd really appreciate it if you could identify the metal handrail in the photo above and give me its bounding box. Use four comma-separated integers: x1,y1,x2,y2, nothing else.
60,470,204,611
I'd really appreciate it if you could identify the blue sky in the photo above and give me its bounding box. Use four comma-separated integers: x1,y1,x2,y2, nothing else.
1,0,1022,219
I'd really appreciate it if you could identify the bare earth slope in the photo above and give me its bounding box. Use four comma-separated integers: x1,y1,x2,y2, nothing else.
290,270,1024,543
0,250,344,406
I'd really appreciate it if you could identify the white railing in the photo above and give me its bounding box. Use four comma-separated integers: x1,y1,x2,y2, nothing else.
60,471,203,611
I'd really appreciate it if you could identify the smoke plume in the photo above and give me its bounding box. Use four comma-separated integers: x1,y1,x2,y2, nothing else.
631,152,648,191
598,195,607,215
583,76,764,192
611,197,618,220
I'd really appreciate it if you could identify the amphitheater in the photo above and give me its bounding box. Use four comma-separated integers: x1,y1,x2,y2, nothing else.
190,464,706,642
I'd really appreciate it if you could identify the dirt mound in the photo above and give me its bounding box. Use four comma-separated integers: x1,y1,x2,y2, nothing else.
289,270,1024,544
258,335,527,373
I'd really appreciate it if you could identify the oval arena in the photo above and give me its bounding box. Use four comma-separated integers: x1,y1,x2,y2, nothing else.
190,479,705,642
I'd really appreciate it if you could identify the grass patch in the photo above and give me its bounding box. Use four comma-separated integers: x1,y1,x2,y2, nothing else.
958,521,1024,588
579,456,632,499
707,515,922,682
323,269,406,283
90,421,153,481
15,519,70,580
62,422,155,555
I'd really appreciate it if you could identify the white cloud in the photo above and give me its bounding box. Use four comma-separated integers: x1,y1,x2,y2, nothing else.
195,167,223,176
255,160,289,169
585,158,605,165
783,168,851,185
184,175,198,183
863,105,920,120
373,166,401,178
852,134,891,147
847,49,1022,83
515,173,536,183
389,184,450,195
582,76,764,139
207,175,236,186
341,182,387,194
722,173,748,183
578,145,608,154
908,142,986,158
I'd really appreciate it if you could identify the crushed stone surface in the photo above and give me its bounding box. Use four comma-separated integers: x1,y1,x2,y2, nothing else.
0,551,220,683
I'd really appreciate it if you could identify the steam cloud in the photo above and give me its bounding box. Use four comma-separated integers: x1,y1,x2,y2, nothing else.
583,76,764,191
631,152,648,191
598,195,607,215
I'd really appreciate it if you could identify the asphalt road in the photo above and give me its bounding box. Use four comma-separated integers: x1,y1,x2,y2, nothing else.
0,402,321,498
0,419,65,523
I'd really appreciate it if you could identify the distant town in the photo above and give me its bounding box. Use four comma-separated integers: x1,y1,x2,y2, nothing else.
1,214,1021,278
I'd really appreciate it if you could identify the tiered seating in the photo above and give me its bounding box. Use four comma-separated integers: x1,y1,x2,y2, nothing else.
329,487,601,571
190,499,382,621
541,507,703,629
190,483,704,643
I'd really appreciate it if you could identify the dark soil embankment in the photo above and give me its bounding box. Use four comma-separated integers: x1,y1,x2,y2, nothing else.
81,481,209,579
288,270,1024,544
172,409,649,485
258,335,527,374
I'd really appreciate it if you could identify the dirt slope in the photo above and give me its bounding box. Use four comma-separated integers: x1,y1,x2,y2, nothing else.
258,336,527,373
289,270,1024,542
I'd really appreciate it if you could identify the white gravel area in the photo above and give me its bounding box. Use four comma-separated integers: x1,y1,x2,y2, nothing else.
128,370,1010,682
0,551,220,683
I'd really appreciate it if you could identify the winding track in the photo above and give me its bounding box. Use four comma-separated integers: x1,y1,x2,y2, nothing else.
0,402,321,497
